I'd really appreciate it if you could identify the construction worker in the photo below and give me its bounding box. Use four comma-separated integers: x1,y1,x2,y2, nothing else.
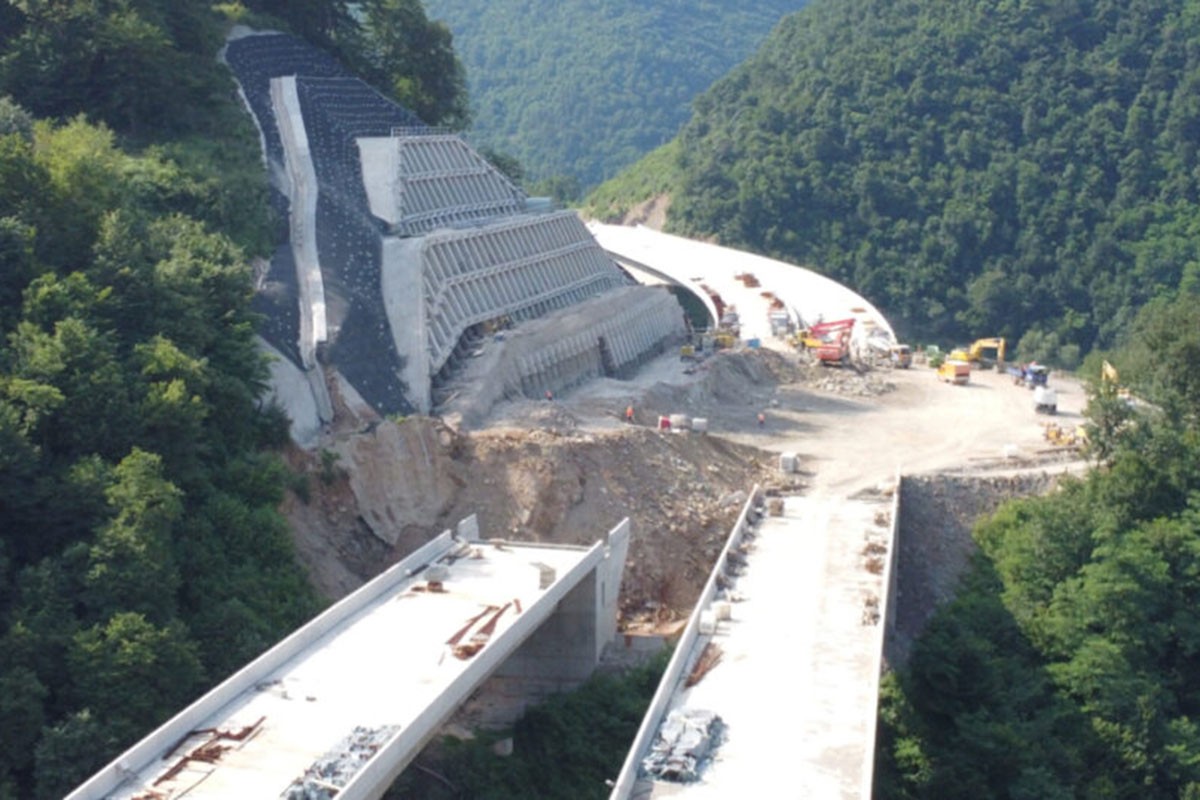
544,389,553,402
625,405,635,424
757,411,766,428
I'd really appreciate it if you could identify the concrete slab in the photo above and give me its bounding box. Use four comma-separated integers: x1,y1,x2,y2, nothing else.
630,491,892,800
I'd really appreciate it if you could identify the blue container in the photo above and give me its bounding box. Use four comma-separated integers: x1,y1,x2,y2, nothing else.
748,338,761,349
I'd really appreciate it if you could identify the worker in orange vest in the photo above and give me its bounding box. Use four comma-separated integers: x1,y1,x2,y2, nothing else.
757,411,766,428
625,405,634,423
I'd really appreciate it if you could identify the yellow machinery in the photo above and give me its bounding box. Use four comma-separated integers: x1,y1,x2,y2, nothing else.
937,360,971,385
792,331,823,350
1101,359,1134,403
948,337,1006,369
1043,421,1087,448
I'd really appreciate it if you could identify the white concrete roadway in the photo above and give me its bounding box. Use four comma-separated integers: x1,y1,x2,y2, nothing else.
635,491,892,800
588,223,896,352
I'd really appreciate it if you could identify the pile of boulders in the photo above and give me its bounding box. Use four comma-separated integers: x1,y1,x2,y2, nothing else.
809,366,896,396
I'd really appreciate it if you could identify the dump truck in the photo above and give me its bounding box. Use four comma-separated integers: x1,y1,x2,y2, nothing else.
938,360,971,385
1008,363,1049,388
768,309,792,337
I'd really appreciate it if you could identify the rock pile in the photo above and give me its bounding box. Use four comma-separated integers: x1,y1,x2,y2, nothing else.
806,365,896,397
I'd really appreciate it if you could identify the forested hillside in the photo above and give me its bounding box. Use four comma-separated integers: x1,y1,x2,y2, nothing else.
876,299,1200,798
422,0,807,190
591,0,1200,362
0,1,465,796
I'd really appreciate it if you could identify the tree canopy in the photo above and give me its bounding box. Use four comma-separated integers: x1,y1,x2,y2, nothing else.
877,295,1200,798
0,106,322,798
423,0,809,189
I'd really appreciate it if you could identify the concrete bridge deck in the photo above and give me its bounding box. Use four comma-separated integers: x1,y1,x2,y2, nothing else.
69,517,629,800
612,485,897,800
633,491,897,796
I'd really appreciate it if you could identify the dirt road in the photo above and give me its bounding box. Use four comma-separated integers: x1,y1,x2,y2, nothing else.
549,348,1086,492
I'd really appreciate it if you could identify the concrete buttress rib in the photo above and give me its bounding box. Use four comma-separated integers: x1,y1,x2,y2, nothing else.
272,75,333,423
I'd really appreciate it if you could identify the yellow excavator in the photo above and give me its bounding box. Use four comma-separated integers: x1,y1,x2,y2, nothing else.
948,337,1006,370
1102,360,1134,403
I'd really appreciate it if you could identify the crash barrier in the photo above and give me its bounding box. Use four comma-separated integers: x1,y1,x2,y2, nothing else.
607,486,765,799
861,472,902,798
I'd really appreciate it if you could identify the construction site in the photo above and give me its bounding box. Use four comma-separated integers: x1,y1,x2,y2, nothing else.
69,29,1094,800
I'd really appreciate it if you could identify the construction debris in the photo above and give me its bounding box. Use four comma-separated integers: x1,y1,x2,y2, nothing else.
641,708,725,783
285,725,400,800
685,642,724,687
151,716,266,790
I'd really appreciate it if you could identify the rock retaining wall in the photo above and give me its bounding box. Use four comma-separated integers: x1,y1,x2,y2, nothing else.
887,471,1064,667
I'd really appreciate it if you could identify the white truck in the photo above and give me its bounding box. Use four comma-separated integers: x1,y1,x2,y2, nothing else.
1034,386,1057,414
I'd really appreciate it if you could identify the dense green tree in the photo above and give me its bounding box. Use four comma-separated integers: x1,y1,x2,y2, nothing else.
879,295,1200,797
32,710,117,800
0,2,493,794
0,666,46,778
241,0,350,45
346,0,469,128
0,96,32,140
388,651,668,799
0,1,225,135
0,102,319,797
68,612,204,741
84,449,182,622
1118,294,1200,424
425,0,809,186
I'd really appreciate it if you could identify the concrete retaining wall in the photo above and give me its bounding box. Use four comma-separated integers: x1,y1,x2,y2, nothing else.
886,472,1060,667
440,286,686,425
514,290,684,397
418,212,629,377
